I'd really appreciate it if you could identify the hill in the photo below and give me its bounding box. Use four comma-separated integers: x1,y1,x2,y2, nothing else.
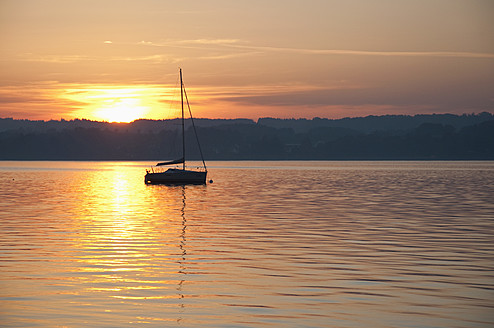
0,113,493,160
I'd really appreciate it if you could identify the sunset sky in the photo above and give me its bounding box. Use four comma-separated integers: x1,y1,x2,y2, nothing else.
1,0,493,122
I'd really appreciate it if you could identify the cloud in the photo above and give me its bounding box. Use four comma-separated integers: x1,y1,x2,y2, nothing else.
17,53,94,63
0,83,91,120
197,51,262,61
14,52,173,65
192,84,364,108
228,44,494,59
137,38,494,59
113,54,170,62
138,39,242,47
180,39,242,45
207,80,494,114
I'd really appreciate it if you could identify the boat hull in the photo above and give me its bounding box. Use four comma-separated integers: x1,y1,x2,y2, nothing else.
145,169,207,185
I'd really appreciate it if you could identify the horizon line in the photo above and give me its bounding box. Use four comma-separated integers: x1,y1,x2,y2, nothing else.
1,111,493,124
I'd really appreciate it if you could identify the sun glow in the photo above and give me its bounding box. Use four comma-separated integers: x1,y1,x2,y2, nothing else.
61,85,179,122
95,97,147,123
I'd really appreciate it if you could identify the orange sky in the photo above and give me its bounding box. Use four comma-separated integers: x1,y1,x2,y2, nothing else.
1,0,493,122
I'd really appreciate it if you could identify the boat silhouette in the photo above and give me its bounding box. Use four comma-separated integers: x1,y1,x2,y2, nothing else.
145,69,207,184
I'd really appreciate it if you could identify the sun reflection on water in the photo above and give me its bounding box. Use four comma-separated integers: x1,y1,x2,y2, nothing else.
65,165,193,322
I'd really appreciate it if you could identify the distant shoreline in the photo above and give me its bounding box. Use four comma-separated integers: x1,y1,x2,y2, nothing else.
1,113,493,161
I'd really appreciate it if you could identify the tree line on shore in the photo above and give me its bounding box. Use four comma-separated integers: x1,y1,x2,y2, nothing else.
0,113,493,160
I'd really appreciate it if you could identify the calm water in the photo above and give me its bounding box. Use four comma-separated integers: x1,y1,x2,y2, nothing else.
0,161,493,328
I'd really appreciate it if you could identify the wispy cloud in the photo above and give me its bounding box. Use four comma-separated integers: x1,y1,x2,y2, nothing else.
17,53,94,63
228,44,494,59
113,54,170,62
137,38,494,59
138,39,242,47
136,39,258,61
15,52,172,64
0,82,90,119
180,39,242,45
197,51,262,61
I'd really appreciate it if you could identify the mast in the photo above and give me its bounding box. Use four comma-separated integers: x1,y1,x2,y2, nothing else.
180,68,185,170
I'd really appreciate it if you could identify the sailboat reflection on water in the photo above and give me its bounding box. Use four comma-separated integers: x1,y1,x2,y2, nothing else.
177,185,187,322
145,69,207,185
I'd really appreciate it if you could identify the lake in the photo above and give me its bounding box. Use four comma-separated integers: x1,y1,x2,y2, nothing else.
0,161,493,327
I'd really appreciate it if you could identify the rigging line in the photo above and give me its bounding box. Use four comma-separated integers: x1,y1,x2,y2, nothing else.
183,84,207,171
166,74,182,129
166,74,181,121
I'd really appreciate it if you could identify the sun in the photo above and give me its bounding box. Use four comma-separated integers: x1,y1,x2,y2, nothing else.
89,88,151,123
95,97,147,123
62,85,177,122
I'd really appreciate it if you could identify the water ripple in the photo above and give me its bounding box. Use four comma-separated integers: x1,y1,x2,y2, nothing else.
0,161,493,327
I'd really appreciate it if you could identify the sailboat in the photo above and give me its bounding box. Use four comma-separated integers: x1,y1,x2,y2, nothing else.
145,69,208,184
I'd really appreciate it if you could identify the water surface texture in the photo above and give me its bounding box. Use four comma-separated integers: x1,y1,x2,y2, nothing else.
1,161,493,327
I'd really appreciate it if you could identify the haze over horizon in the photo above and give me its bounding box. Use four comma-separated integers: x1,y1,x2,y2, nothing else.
1,0,493,122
